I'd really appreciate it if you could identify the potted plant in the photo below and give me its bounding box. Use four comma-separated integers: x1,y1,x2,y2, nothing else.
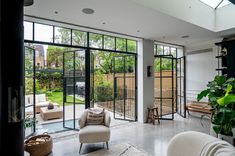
197,75,235,145
24,115,37,136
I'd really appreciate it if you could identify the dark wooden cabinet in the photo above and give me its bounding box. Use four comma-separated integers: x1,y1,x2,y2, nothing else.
215,40,235,78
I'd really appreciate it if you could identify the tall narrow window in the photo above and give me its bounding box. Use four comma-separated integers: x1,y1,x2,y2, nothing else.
116,38,127,51
34,23,53,43
127,40,137,53
72,30,87,47
24,21,33,40
104,35,115,50
54,27,71,45
89,33,103,48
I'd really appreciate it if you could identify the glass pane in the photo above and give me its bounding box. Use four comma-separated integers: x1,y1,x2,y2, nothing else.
154,45,157,55
161,58,173,71
218,0,231,8
116,38,126,51
64,52,74,129
177,48,184,58
157,45,163,55
154,57,161,72
75,51,85,129
104,35,115,50
154,78,161,97
114,57,125,120
199,0,222,8
127,40,137,53
164,46,170,55
162,78,173,98
162,99,173,116
72,30,87,47
170,48,177,58
24,21,33,40
24,47,35,137
34,23,53,42
89,33,102,48
125,55,136,120
54,27,71,45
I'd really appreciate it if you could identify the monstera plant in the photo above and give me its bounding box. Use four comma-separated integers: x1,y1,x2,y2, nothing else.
197,75,235,136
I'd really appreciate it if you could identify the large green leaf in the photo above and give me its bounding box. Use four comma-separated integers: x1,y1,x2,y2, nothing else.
215,75,227,86
197,89,209,101
213,125,222,134
217,84,235,106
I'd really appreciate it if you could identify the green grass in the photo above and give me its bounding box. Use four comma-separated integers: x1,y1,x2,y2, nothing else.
47,91,84,106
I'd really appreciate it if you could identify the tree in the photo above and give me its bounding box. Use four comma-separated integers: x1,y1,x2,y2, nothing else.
47,46,63,68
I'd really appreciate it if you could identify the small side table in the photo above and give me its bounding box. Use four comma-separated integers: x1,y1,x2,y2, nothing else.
146,107,160,125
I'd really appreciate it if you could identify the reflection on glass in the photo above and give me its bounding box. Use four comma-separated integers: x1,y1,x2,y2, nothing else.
104,35,115,50
24,21,33,40
72,30,87,47
35,23,53,42
116,38,126,51
54,27,71,45
89,33,102,48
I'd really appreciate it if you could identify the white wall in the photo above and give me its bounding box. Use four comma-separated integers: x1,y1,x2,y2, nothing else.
137,39,154,122
186,47,217,102
131,0,215,31
216,5,235,32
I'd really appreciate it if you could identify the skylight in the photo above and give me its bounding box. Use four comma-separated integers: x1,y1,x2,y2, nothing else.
200,0,231,9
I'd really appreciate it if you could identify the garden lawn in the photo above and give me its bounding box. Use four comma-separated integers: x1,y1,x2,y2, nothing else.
47,91,84,106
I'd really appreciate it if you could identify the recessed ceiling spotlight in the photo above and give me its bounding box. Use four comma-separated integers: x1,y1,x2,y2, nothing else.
137,30,140,32
82,8,95,15
102,22,106,25
54,11,59,14
181,35,190,38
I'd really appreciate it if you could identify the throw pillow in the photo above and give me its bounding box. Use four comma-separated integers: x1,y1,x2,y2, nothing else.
47,103,54,110
86,108,105,125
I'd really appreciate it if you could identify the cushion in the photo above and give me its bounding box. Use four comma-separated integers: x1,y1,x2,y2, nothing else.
86,108,105,125
36,94,46,103
47,103,54,110
79,125,110,143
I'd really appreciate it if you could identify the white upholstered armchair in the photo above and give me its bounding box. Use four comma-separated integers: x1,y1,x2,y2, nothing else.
78,109,111,153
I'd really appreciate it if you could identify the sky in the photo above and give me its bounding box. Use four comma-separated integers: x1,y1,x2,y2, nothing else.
24,21,50,59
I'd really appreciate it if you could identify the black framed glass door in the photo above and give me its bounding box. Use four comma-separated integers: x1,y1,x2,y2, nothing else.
63,49,87,130
113,55,137,121
154,55,174,120
177,56,186,118
24,46,36,137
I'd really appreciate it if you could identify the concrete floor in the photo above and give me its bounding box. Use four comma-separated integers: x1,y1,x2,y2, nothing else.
48,114,210,156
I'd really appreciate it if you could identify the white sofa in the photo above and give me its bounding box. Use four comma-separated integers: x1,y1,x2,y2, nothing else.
167,131,235,156
25,94,59,114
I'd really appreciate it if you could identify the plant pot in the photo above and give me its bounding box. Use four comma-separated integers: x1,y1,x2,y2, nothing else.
218,134,235,146
209,123,218,137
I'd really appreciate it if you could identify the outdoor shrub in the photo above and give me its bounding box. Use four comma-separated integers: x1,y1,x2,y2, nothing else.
95,82,113,102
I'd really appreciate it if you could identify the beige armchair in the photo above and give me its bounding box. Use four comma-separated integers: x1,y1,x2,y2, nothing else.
78,109,111,153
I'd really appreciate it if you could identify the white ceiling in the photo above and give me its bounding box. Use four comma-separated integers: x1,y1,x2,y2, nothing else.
24,0,232,47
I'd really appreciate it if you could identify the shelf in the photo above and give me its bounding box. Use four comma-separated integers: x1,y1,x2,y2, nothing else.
216,68,227,71
215,55,225,58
